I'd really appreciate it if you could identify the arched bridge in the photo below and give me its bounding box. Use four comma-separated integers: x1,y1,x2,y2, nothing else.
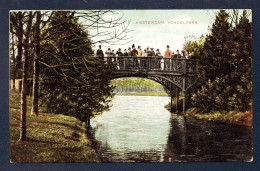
97,56,196,113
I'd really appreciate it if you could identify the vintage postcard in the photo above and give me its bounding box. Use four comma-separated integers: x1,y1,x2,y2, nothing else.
9,9,252,163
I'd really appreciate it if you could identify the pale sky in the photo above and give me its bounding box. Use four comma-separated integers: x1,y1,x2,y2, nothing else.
81,10,250,55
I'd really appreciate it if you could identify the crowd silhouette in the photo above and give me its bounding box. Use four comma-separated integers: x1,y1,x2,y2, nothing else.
96,44,194,59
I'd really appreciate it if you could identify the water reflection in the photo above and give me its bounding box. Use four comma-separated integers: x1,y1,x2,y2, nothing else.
165,114,252,162
89,95,252,162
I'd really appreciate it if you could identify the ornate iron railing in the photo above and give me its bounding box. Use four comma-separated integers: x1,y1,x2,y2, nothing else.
96,57,196,73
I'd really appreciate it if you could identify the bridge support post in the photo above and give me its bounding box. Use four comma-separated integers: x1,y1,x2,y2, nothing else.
170,84,173,112
176,88,179,113
170,93,173,112
182,73,186,114
182,90,186,114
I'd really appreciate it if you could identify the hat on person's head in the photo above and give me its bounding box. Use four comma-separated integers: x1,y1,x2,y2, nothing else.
166,45,170,48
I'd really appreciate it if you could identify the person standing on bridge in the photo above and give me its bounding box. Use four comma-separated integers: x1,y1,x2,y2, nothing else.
155,49,162,57
142,49,147,57
137,46,142,57
116,48,123,56
181,50,186,58
105,48,112,63
131,44,138,56
126,47,132,67
147,47,151,57
164,45,172,70
131,44,138,68
155,49,162,70
111,49,116,57
137,46,142,68
176,49,181,58
96,45,104,57
123,49,128,56
105,48,112,57
150,48,155,56
127,47,132,56
164,45,171,58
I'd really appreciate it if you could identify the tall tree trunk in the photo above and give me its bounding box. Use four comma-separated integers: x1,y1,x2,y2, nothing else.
31,11,41,116
18,12,33,142
16,12,23,69
12,32,15,90
12,34,15,91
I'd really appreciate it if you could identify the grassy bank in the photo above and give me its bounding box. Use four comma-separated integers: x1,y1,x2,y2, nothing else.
116,91,168,96
183,108,252,127
10,92,99,163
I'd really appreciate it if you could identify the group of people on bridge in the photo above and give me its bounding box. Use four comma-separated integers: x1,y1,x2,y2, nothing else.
96,44,194,60
95,44,196,71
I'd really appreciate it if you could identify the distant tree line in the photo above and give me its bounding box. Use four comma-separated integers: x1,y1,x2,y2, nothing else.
112,78,166,93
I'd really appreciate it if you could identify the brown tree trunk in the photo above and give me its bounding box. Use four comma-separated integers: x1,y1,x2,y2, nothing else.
31,11,41,116
19,45,29,142
16,12,23,69
18,12,33,142
12,32,16,90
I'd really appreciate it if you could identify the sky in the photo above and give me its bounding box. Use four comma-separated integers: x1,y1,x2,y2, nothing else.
81,10,250,55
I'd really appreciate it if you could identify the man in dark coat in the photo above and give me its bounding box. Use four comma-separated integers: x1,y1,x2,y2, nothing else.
96,45,104,57
116,48,123,56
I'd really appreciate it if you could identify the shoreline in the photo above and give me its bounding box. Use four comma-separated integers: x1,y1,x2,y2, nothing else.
115,91,168,97
173,108,253,128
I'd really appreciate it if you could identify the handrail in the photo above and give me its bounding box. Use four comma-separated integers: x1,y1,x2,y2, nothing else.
95,56,196,73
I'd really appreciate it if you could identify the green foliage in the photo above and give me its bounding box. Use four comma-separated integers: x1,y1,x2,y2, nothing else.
185,10,252,112
39,11,115,122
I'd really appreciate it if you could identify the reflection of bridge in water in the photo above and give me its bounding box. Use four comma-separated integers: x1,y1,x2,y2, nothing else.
97,57,196,113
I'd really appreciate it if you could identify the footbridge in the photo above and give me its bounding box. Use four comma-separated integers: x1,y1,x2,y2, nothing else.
97,57,196,113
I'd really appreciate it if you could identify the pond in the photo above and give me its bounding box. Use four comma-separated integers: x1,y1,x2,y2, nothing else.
89,95,252,162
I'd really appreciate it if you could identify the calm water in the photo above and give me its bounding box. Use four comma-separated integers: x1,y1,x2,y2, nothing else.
89,95,252,162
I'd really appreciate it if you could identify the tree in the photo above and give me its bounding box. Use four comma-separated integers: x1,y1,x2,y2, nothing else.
18,11,34,142
185,10,252,112
227,10,252,111
39,11,115,127
30,10,131,118
31,11,41,116
10,10,131,141
10,12,24,90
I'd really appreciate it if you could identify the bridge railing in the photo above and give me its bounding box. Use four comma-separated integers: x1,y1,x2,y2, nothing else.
95,57,196,73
